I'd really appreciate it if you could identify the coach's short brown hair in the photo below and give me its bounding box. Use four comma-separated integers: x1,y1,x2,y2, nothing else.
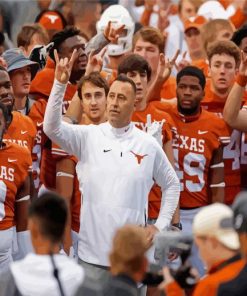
110,225,148,276
133,26,165,53
17,23,49,49
207,40,241,68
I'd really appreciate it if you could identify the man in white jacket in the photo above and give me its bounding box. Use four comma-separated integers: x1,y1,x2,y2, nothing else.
43,49,180,284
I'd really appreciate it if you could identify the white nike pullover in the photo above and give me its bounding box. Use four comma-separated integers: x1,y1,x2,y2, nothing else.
44,80,180,266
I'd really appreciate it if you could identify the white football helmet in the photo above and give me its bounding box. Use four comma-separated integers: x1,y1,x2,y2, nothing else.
96,5,135,56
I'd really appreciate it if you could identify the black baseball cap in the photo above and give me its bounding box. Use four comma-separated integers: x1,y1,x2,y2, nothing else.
232,191,247,233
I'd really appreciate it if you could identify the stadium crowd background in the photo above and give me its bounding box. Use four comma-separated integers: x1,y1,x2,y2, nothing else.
0,0,247,295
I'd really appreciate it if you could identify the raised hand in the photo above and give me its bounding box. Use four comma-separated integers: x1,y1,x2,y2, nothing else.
239,50,247,76
104,21,125,44
54,49,78,84
157,49,180,82
85,46,107,76
175,51,190,72
157,3,171,33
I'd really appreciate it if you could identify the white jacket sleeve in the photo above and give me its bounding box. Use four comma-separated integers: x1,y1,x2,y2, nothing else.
43,79,88,159
153,144,180,231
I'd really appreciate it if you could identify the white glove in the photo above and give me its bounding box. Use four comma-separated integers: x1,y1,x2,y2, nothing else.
146,114,164,147
14,231,33,260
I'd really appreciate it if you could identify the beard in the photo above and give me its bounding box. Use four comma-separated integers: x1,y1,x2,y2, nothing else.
70,68,86,84
177,103,200,116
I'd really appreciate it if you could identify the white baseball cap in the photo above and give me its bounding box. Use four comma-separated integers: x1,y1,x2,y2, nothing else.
193,203,240,250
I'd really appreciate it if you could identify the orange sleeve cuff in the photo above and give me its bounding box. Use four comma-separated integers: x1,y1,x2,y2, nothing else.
236,74,247,87
164,281,185,296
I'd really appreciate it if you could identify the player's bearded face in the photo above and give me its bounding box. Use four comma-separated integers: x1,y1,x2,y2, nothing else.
0,70,14,116
176,75,204,115
60,35,88,83
0,93,14,117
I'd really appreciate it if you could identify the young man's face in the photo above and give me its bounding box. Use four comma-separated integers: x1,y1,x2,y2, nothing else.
180,0,197,21
185,28,204,58
134,38,159,76
60,35,88,82
107,80,135,128
209,54,237,94
126,70,148,105
0,70,14,111
9,66,31,98
194,236,215,270
176,75,204,115
80,81,107,123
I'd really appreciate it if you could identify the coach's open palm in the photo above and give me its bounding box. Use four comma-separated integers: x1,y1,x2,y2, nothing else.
54,49,78,84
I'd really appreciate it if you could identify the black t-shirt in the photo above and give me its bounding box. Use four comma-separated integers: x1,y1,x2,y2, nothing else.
217,264,247,296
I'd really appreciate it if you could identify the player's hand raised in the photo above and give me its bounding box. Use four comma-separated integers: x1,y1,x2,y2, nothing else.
54,49,78,84
239,50,247,77
104,21,125,44
85,46,107,76
157,49,180,82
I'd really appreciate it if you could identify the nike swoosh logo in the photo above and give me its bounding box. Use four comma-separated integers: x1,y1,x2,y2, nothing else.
21,130,28,135
8,158,17,162
37,122,43,127
198,130,208,135
103,149,112,153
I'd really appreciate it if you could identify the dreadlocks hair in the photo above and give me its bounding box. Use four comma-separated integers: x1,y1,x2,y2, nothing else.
49,26,81,61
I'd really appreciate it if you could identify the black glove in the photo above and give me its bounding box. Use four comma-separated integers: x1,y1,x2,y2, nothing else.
174,265,197,289
29,42,54,69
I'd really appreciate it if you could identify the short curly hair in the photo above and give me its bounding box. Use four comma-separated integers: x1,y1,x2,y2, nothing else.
207,40,241,68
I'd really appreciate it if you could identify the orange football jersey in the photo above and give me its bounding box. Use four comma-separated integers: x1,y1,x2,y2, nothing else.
240,105,247,189
132,102,173,219
160,77,177,100
52,143,81,232
0,143,32,230
192,59,209,78
169,106,230,208
201,81,247,204
3,111,36,152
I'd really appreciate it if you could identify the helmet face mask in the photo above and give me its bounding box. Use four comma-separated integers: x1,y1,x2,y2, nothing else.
96,5,134,56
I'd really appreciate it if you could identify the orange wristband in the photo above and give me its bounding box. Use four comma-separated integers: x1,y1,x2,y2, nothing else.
236,74,247,87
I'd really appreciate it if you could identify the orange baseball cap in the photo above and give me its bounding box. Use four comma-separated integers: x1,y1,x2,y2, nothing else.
184,15,207,33
37,10,65,31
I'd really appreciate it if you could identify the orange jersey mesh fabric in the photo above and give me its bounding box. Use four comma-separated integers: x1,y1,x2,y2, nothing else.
160,77,177,100
201,81,247,204
0,143,32,230
132,102,173,219
3,111,36,153
169,106,230,208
